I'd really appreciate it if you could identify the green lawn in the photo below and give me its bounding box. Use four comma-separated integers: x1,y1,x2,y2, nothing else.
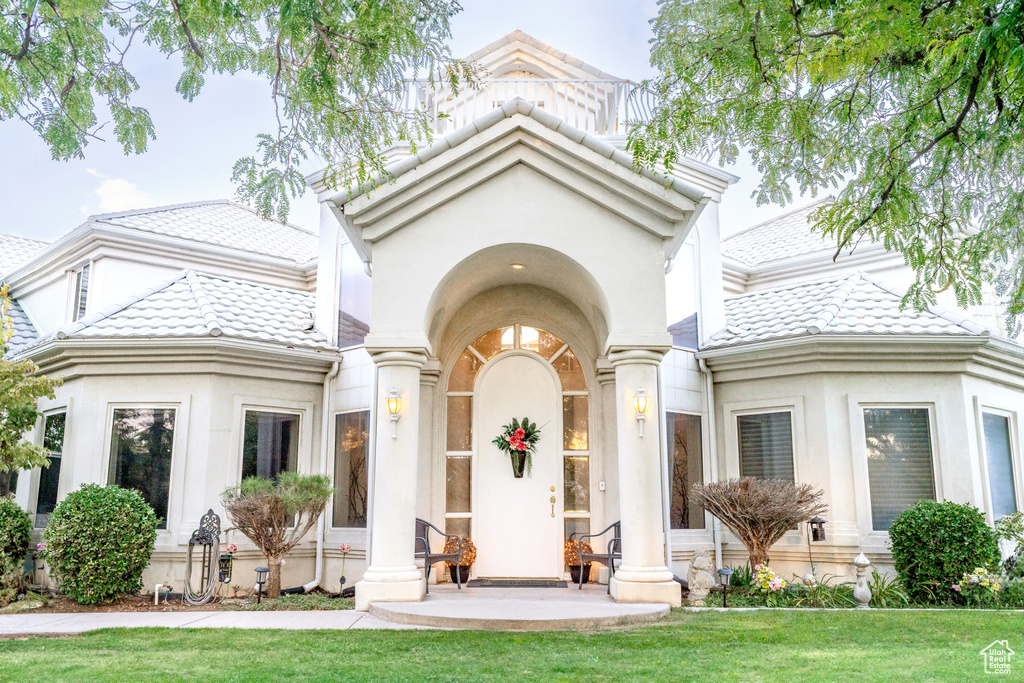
0,610,1020,681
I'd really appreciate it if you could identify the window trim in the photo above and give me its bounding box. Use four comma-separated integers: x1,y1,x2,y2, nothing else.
329,407,371,531
664,409,708,532
974,399,1023,524
227,396,314,489
848,396,941,543
102,399,189,538
723,397,804,483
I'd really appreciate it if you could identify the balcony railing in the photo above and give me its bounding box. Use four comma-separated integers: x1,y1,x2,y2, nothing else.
402,78,656,138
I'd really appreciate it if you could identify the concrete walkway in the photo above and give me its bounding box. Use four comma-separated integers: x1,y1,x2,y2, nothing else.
0,610,429,635
0,585,672,635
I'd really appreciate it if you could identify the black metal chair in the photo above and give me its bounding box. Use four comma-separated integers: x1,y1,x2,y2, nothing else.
572,521,621,592
414,518,463,594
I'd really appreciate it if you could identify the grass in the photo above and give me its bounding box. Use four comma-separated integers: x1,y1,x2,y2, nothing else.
1,610,1021,681
223,593,355,611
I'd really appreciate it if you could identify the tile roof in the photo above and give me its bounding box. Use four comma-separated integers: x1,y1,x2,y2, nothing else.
4,299,39,357
24,270,336,353
90,200,319,265
722,197,841,267
702,273,990,350
0,233,49,275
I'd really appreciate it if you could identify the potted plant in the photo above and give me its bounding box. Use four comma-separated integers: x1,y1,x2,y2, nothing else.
565,539,593,584
444,535,476,583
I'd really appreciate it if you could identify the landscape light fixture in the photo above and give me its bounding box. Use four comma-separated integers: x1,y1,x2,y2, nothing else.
717,567,734,608
386,388,402,438
255,566,269,604
633,387,649,437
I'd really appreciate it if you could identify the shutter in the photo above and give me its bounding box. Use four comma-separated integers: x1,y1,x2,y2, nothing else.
864,408,936,531
737,412,795,481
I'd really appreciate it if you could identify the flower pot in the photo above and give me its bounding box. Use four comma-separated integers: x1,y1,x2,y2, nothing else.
569,564,591,585
510,452,527,478
449,565,471,584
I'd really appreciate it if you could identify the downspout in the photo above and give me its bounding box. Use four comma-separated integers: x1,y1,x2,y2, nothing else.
698,357,722,571
304,360,341,593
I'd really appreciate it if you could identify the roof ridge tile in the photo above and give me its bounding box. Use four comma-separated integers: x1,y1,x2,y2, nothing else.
184,270,224,337
807,274,861,334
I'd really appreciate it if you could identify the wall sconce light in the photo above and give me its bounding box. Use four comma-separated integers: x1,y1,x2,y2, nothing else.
386,388,402,439
633,387,649,438
809,516,827,542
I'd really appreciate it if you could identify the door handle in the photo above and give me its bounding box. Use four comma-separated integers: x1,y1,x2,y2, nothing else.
550,495,557,518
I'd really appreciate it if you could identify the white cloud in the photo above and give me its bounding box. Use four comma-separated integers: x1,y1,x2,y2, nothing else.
85,171,158,213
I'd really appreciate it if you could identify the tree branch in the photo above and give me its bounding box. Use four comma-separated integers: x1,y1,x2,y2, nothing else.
169,0,204,59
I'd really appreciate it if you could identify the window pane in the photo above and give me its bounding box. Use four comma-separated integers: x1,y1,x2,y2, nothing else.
471,327,513,359
667,412,704,529
35,412,66,526
43,413,66,453
445,517,471,540
242,411,299,480
983,413,1018,519
0,472,17,498
109,408,175,529
446,396,472,451
865,408,936,531
73,264,90,321
446,457,472,513
333,411,369,528
738,412,794,481
563,456,590,512
520,327,564,359
552,348,586,391
448,350,484,391
563,396,589,450
564,518,590,546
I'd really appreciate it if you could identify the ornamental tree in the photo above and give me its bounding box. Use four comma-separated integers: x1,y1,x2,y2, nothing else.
221,472,332,598
0,285,62,497
633,0,1024,333
1,0,469,220
690,477,827,568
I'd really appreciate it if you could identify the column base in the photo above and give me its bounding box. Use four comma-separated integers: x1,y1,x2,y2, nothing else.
610,577,682,607
355,578,425,611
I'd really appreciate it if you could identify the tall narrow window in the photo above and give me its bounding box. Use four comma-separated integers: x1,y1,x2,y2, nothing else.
35,412,66,527
864,407,936,531
109,408,176,529
667,412,704,529
72,264,90,321
242,411,299,480
332,411,369,528
737,412,794,481
983,412,1018,519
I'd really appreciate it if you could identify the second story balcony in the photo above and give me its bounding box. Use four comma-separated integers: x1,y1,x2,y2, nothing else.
403,78,656,138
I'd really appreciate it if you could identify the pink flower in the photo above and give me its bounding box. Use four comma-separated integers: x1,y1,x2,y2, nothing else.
514,428,526,440
339,543,352,553
769,580,782,591
509,437,522,449
952,584,961,592
226,544,237,554
36,542,46,552
516,441,527,452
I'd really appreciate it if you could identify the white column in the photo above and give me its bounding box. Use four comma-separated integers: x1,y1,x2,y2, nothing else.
355,348,427,610
608,348,681,607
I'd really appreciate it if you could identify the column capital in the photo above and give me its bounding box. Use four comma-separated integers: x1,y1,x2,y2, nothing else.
596,356,616,386
607,347,668,367
367,347,429,369
420,358,442,387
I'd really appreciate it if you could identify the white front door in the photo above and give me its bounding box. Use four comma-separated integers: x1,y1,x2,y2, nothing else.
473,352,562,578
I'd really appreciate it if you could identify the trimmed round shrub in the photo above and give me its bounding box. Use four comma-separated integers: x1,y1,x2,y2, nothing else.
0,496,31,560
888,500,999,604
44,484,157,605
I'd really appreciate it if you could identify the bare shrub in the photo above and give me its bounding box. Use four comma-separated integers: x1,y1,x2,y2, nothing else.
221,472,332,598
691,477,827,568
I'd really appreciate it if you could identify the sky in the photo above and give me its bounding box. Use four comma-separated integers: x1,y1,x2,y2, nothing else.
0,0,801,243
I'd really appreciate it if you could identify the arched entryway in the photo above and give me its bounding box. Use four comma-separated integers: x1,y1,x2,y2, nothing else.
442,324,591,579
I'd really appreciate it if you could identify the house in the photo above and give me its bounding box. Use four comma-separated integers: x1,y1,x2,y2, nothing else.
3,31,1023,610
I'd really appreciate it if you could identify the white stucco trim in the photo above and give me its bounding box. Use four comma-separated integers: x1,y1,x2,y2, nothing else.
973,399,1024,525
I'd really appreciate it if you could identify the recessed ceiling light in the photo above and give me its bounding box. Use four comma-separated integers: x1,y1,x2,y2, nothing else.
511,263,525,270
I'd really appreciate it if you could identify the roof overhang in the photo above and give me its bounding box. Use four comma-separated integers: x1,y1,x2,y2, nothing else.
326,99,708,271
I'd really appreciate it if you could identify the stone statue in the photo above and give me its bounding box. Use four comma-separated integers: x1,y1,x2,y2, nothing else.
687,550,716,604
